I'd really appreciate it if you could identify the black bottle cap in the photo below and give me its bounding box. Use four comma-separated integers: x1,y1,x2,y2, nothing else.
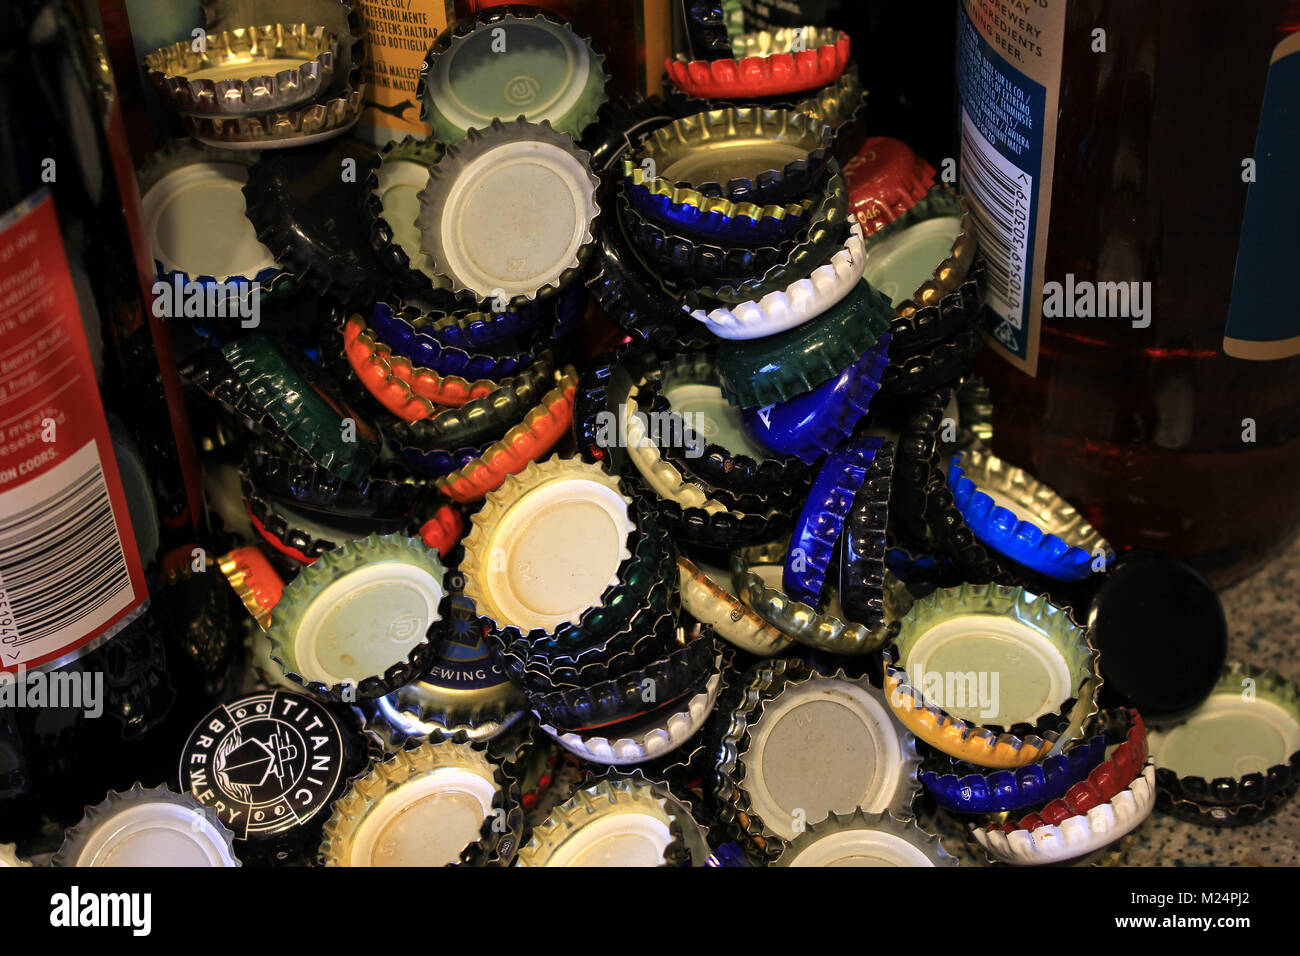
243,138,398,305
178,689,367,861
1088,551,1228,718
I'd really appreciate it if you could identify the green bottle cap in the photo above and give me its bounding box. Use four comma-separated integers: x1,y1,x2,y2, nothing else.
716,279,893,408
222,333,379,484
417,5,608,143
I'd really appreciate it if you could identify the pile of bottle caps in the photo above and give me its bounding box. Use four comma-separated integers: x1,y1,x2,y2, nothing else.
12,1,1297,870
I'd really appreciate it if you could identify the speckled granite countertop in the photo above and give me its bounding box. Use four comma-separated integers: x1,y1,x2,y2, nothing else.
932,536,1300,867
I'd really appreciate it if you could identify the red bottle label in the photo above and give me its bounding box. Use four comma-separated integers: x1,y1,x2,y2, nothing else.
0,190,147,674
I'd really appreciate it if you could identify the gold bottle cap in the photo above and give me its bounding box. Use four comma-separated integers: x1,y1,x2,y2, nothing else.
677,553,792,657
144,24,337,116
461,457,635,635
319,741,503,867
730,539,900,655
516,776,690,867
884,583,1099,769
266,534,447,699
53,784,241,867
773,809,957,867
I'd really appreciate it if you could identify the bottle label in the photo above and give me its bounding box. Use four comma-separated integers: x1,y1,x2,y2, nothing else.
355,0,455,146
1223,31,1300,360
0,191,147,674
955,0,1067,375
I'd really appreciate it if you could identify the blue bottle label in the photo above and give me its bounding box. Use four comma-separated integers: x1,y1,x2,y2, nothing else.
1223,32,1300,360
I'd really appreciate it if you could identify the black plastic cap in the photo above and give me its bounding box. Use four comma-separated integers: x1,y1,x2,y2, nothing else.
1089,551,1228,718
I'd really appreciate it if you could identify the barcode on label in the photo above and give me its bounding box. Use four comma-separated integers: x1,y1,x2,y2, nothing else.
0,440,136,665
960,110,1032,335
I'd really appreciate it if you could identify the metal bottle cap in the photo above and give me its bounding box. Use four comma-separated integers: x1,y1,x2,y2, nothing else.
1149,660,1300,820
677,553,793,657
715,278,893,408
54,784,241,867
1003,710,1149,833
143,24,336,116
365,136,451,299
417,5,608,142
843,136,936,237
645,352,810,491
623,381,733,515
243,445,425,521
516,776,691,866
1088,551,1227,717
685,219,867,341
885,583,1098,768
783,438,884,605
588,770,712,865
435,369,580,503
579,93,678,176
527,626,717,734
369,593,526,748
731,539,899,655
666,28,851,100
584,180,717,352
686,168,852,306
534,653,722,766
365,297,565,382
461,457,635,636
266,535,447,700
177,690,358,847
623,158,814,245
241,138,396,302
742,334,890,466
773,809,956,867
318,741,508,867
636,106,832,206
416,118,600,303
183,89,364,149
343,313,556,419
714,659,921,859
867,222,970,320
221,333,380,484
138,139,282,293
839,441,897,630
219,544,283,631
947,447,1113,581
973,763,1157,866
616,193,806,285
378,351,558,450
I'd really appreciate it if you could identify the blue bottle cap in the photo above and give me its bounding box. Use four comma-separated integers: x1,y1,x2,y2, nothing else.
946,448,1113,581
741,333,891,464
783,438,884,605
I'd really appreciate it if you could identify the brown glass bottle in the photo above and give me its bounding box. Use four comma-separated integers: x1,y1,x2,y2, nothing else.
959,0,1300,587
0,0,235,849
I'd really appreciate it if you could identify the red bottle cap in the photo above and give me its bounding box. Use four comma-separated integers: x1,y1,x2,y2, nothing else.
664,29,850,100
419,503,466,557
436,374,578,503
843,137,936,237
218,545,286,628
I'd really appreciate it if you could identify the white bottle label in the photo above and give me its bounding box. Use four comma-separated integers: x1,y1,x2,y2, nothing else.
956,0,1068,375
